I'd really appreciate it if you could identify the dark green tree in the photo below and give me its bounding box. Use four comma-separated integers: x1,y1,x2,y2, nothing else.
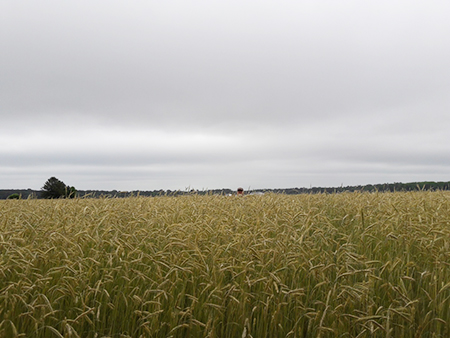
7,193,21,199
66,186,77,199
41,177,75,199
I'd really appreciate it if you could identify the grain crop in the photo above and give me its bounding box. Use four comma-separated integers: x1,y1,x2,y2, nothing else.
1,191,450,337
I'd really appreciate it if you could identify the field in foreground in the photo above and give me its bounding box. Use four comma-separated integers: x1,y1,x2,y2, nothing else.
1,192,450,337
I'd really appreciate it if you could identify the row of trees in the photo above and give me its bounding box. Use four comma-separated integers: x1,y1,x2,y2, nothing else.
268,182,450,194
4,179,450,200
3,177,76,199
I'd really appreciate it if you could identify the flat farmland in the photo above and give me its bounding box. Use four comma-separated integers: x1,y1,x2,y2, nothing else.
1,192,450,337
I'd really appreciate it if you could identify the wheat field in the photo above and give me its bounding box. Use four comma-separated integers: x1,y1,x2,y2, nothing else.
1,191,450,337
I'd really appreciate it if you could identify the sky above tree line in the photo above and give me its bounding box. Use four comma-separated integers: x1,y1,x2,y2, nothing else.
1,0,450,191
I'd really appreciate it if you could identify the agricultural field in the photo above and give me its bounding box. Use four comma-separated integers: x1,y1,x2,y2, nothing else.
1,192,450,337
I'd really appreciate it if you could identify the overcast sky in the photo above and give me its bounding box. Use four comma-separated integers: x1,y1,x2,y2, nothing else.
2,1,450,191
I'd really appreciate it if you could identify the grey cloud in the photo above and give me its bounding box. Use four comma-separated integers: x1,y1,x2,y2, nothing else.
2,1,450,190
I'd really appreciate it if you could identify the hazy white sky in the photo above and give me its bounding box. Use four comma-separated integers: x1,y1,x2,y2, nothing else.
2,0,450,190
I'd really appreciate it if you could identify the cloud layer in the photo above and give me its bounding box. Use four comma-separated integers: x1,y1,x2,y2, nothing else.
2,1,450,190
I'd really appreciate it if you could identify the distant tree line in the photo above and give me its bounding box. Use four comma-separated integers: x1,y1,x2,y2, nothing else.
266,181,450,194
1,177,77,200
2,181,450,200
0,189,37,200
